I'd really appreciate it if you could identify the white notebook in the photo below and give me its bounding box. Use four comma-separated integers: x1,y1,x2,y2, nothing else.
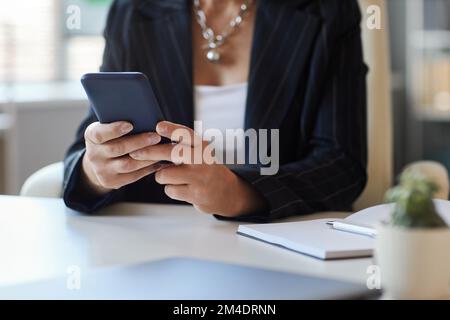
237,200,450,260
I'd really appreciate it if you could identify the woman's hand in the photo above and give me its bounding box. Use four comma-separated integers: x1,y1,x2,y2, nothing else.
129,121,266,217
81,121,163,195
155,163,264,216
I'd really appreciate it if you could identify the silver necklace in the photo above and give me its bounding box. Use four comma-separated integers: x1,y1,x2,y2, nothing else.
193,0,252,63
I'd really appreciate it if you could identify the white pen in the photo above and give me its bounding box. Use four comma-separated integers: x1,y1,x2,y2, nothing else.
326,220,377,238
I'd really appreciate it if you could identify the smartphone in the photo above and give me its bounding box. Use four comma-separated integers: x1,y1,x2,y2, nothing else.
80,72,165,134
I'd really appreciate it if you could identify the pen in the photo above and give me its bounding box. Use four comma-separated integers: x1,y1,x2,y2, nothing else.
326,220,377,238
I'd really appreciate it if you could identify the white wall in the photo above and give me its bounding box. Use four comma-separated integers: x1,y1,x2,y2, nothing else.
0,83,88,195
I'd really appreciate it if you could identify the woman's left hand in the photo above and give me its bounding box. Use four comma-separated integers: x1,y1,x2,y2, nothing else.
129,121,265,217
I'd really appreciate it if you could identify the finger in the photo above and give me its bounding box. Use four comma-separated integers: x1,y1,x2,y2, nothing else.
99,132,161,158
129,143,175,162
156,121,202,147
110,156,157,174
164,185,193,203
193,204,210,215
85,121,133,144
114,164,159,188
130,142,201,164
154,165,196,185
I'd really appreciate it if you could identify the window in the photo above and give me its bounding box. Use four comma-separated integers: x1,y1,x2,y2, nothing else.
0,0,111,83
0,0,57,82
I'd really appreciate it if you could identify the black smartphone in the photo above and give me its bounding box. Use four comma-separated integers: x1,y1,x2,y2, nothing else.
80,72,165,134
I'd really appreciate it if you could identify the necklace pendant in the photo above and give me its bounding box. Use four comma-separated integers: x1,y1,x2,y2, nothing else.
206,49,220,63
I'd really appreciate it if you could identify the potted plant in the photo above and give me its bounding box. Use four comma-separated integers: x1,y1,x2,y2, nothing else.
375,169,450,299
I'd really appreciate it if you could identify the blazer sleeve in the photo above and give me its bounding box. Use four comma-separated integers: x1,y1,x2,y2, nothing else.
63,0,129,213
218,11,368,223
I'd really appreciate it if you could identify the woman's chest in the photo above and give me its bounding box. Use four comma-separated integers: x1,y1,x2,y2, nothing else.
192,8,255,86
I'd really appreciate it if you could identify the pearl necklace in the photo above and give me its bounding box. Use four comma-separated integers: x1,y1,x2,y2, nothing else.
193,0,253,63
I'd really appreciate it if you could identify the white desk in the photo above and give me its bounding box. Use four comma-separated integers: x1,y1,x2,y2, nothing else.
0,195,374,288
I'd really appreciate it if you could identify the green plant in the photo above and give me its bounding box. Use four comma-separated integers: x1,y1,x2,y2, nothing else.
385,169,448,228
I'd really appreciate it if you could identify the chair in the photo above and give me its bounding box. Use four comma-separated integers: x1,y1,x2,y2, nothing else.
20,0,449,204
20,162,64,198
354,0,394,209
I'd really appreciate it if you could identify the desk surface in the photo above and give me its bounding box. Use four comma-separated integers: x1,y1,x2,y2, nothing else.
0,195,373,287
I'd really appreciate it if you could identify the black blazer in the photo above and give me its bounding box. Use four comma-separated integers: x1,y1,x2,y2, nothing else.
63,0,368,222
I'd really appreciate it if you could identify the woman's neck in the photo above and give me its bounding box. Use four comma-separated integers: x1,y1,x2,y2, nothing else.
200,0,243,19
200,0,243,11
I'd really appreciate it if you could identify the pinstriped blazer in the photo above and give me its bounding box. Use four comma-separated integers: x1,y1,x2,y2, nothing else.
63,0,368,222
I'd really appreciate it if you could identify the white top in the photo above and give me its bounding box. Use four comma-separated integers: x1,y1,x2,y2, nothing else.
194,82,247,158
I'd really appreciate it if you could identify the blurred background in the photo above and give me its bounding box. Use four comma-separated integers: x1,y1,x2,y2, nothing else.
0,0,449,196
0,0,112,194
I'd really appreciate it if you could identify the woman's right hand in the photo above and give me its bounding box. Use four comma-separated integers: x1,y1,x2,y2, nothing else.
81,121,162,195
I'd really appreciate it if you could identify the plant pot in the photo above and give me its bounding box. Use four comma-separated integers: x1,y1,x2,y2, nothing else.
375,225,450,299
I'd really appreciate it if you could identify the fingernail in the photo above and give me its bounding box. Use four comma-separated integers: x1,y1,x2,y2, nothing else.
130,151,141,159
157,122,168,135
148,133,161,145
121,123,133,133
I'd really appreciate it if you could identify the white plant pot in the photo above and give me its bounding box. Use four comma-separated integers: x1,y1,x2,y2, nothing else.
375,225,450,299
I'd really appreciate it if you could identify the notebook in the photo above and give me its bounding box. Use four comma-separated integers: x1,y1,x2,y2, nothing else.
237,199,450,260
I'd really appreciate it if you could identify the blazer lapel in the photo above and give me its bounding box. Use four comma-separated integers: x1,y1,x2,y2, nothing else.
132,0,194,127
245,0,320,130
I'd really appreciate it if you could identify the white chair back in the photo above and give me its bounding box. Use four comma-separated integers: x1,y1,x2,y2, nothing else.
355,0,393,210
